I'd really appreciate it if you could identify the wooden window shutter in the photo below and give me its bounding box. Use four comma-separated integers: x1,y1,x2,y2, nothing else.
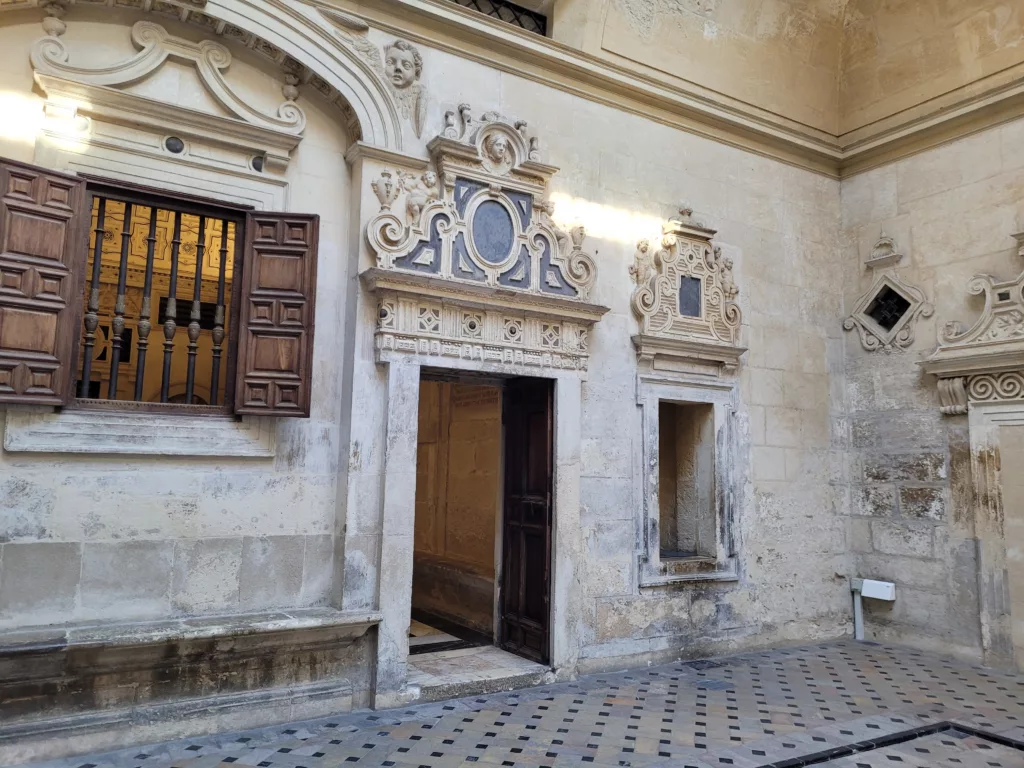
235,212,319,417
0,158,88,405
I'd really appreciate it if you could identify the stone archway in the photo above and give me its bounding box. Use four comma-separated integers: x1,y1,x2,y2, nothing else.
0,0,405,151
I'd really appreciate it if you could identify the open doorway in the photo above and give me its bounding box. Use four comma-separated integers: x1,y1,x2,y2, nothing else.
410,373,553,690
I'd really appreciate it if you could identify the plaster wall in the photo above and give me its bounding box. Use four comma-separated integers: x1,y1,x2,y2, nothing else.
552,0,843,135
0,14,352,630
841,0,1024,134
839,118,1024,659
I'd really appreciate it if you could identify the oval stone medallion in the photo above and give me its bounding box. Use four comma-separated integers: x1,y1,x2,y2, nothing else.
471,200,515,264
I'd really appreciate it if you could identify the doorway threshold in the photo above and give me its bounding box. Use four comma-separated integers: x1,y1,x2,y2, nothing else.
408,645,554,702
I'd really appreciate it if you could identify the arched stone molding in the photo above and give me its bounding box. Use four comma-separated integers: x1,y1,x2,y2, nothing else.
0,0,405,151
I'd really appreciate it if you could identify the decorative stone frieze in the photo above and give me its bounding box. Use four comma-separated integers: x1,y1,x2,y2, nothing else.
628,208,744,375
363,107,608,370
921,271,1024,415
843,235,933,353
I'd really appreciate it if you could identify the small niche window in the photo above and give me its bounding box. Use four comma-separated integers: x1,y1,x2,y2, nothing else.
864,285,911,331
658,401,716,560
678,276,702,318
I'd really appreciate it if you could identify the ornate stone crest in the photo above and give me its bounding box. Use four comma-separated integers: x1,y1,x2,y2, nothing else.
921,271,1024,414
362,107,607,370
628,208,743,374
843,234,933,353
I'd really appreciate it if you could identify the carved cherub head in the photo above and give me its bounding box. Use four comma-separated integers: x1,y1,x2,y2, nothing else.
422,170,438,189
383,40,422,89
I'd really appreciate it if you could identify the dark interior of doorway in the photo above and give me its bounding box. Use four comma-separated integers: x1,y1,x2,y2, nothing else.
410,371,553,666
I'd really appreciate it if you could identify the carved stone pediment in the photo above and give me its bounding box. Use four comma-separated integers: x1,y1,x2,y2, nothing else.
628,209,744,375
362,107,608,371
31,20,305,171
921,271,1024,414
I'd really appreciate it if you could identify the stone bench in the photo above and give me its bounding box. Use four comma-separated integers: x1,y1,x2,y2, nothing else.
0,608,381,764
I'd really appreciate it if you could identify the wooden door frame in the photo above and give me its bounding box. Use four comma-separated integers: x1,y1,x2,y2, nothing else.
369,357,584,708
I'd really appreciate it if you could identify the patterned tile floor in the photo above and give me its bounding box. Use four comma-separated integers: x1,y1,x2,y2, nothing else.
17,640,1024,768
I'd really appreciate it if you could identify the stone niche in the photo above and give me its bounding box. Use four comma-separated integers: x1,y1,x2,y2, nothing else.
628,210,745,587
362,105,608,372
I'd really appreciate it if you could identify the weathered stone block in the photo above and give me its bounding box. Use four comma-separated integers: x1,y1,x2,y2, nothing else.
239,536,305,610
855,485,896,517
171,538,242,614
858,553,945,590
863,453,946,483
80,541,173,616
871,521,934,558
0,542,80,620
898,486,946,521
849,518,873,553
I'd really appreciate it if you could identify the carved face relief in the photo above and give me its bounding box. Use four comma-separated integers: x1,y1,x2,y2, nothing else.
384,41,421,89
422,170,438,188
483,133,510,164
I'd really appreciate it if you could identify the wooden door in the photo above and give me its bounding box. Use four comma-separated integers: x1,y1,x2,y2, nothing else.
499,377,553,664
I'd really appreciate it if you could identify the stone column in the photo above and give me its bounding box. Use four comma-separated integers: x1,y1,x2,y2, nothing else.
550,374,583,677
373,358,422,708
968,406,1015,668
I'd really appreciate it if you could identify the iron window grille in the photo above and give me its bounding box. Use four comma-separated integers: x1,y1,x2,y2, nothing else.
449,0,548,36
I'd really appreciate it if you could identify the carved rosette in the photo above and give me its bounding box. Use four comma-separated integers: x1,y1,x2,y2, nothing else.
922,270,1024,414
628,209,744,374
361,107,607,370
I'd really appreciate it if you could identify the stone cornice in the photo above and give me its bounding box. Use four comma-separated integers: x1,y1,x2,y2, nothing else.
320,0,1024,179
3,0,1019,176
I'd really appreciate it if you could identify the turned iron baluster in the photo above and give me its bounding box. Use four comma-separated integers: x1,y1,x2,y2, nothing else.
107,201,133,399
184,215,206,404
209,219,229,406
80,197,106,398
133,207,159,401
160,211,183,403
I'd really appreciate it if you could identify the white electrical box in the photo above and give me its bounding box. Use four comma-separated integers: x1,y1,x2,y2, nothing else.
853,578,896,601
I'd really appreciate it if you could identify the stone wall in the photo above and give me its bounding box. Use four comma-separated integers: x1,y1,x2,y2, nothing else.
839,120,1024,659
0,15,352,630
338,21,854,679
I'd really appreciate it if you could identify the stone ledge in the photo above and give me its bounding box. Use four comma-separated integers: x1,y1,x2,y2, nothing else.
3,407,277,457
0,607,381,653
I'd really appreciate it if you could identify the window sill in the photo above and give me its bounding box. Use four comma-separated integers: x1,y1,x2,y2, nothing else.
3,407,276,457
639,556,738,588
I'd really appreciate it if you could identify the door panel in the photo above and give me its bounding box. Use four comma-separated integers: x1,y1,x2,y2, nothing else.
500,377,553,664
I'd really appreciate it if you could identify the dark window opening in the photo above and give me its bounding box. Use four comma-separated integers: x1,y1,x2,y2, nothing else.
450,0,548,35
679,276,702,318
865,285,911,331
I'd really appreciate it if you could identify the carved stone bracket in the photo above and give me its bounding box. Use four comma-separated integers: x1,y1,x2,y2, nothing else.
922,271,1024,415
362,108,607,370
628,208,744,376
